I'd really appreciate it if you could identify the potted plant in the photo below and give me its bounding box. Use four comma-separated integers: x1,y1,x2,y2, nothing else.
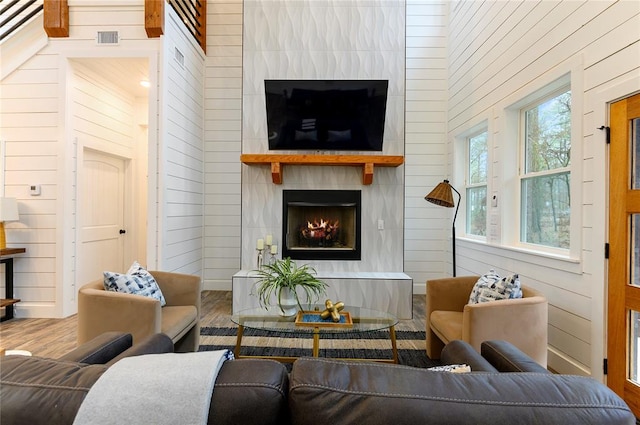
254,257,328,317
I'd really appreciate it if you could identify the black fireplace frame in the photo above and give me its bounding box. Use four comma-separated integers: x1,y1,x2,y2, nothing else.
282,190,361,261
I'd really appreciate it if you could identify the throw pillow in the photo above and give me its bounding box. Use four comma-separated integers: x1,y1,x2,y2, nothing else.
427,364,471,373
103,261,166,306
468,269,523,304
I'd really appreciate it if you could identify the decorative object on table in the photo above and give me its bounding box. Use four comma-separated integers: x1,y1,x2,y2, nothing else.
425,179,460,276
0,197,19,250
253,256,328,317
256,234,276,267
320,299,345,322
256,238,264,268
294,309,353,327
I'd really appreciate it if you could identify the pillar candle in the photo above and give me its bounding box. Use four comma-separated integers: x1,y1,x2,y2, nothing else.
271,244,278,254
265,234,273,245
257,239,264,250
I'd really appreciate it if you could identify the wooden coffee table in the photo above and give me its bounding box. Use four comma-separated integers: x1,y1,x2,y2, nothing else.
230,305,399,363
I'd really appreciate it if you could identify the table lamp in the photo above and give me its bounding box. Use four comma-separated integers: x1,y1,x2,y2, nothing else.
0,197,19,250
425,180,460,277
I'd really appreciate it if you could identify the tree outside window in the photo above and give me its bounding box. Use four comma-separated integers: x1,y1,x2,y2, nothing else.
521,90,571,249
466,131,487,237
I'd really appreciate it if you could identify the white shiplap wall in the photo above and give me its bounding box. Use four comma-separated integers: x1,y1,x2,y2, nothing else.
203,0,243,290
0,1,183,317
0,49,60,317
158,7,206,275
447,0,640,379
404,1,450,292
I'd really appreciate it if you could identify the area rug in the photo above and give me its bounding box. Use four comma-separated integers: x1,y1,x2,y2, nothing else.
199,327,441,369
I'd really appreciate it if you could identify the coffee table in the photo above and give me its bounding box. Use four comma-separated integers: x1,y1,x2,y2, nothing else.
230,305,399,363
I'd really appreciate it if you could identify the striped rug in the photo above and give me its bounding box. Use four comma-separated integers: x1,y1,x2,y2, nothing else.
199,327,441,369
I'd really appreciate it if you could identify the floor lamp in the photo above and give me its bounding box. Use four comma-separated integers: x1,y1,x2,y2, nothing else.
425,180,461,277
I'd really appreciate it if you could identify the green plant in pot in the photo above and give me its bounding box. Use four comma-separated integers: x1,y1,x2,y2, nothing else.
254,257,328,317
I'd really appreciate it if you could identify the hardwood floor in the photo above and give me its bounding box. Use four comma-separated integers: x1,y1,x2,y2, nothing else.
0,291,426,358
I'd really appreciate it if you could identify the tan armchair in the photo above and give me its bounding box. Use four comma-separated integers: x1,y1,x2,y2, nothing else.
78,271,201,352
426,276,548,367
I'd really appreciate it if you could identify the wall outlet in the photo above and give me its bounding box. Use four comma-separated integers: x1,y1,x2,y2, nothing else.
30,184,41,196
378,219,384,230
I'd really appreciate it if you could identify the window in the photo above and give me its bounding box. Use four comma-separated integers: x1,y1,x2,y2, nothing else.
520,89,571,249
466,131,487,237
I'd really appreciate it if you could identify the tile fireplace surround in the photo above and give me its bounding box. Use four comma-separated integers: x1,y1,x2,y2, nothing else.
238,1,409,317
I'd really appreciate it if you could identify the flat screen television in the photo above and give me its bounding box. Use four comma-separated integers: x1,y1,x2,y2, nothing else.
264,80,388,151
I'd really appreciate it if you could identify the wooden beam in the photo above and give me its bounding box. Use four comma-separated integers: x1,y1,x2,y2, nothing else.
362,162,374,185
145,0,165,38
240,154,404,185
43,0,69,37
271,162,282,184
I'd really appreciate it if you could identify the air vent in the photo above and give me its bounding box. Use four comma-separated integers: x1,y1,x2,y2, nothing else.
96,31,119,45
174,47,185,67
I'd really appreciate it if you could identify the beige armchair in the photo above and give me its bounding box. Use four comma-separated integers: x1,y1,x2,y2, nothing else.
78,271,201,352
426,276,548,367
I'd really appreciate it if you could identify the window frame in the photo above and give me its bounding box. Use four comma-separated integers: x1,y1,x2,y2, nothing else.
465,129,489,239
501,67,582,261
518,87,572,251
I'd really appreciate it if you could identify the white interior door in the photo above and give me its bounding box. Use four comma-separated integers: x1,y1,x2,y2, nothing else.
79,150,127,283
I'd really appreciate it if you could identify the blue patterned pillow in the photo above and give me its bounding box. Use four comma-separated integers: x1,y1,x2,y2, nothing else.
427,364,471,373
468,269,522,304
103,261,166,306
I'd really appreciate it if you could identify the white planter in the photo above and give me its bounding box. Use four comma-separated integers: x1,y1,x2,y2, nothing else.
278,287,298,317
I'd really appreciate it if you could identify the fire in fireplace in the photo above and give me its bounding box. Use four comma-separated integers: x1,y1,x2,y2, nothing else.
282,190,361,260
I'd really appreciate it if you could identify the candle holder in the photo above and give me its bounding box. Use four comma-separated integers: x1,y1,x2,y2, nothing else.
256,235,276,268
256,248,264,268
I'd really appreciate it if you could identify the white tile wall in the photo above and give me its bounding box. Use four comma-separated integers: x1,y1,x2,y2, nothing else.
241,0,406,274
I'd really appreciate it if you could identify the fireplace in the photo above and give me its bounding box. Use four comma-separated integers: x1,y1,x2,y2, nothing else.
282,190,361,260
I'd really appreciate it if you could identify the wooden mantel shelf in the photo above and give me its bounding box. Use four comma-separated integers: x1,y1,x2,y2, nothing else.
240,154,404,185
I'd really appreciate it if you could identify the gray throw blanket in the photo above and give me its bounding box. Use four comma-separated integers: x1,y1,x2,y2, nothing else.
73,350,233,425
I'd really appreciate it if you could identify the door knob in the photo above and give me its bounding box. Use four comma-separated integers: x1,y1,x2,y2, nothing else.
119,229,126,234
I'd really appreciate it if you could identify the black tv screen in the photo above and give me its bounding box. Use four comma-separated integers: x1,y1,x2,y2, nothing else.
265,80,388,151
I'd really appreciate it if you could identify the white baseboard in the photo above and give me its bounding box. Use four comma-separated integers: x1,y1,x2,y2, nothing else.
11,303,59,319
203,279,232,291
547,347,592,379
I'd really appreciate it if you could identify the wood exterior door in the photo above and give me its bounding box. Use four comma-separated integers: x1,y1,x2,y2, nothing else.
608,92,640,416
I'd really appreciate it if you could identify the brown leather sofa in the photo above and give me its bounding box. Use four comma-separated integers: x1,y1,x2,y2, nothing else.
1,334,633,425
77,270,201,352
426,275,548,367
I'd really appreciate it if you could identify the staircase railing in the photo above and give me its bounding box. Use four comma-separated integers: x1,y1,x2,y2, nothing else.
147,0,206,53
0,0,44,42
167,0,206,52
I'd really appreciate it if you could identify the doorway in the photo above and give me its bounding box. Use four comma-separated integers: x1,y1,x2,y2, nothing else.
607,91,640,415
69,57,151,305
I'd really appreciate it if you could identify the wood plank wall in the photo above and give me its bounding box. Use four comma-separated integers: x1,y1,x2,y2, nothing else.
404,1,451,292
202,0,243,290
447,0,640,379
159,8,206,275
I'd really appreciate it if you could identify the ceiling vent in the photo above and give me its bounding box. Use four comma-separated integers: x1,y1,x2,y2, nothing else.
96,31,119,45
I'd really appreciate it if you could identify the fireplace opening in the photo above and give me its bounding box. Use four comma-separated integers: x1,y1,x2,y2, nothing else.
283,190,361,261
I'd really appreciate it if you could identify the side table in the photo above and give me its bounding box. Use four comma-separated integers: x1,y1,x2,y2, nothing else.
1,247,26,321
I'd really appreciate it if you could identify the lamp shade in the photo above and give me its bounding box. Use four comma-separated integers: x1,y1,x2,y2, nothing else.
425,180,455,208
0,197,19,222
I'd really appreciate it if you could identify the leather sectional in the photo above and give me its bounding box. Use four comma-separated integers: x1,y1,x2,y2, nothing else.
0,332,634,424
